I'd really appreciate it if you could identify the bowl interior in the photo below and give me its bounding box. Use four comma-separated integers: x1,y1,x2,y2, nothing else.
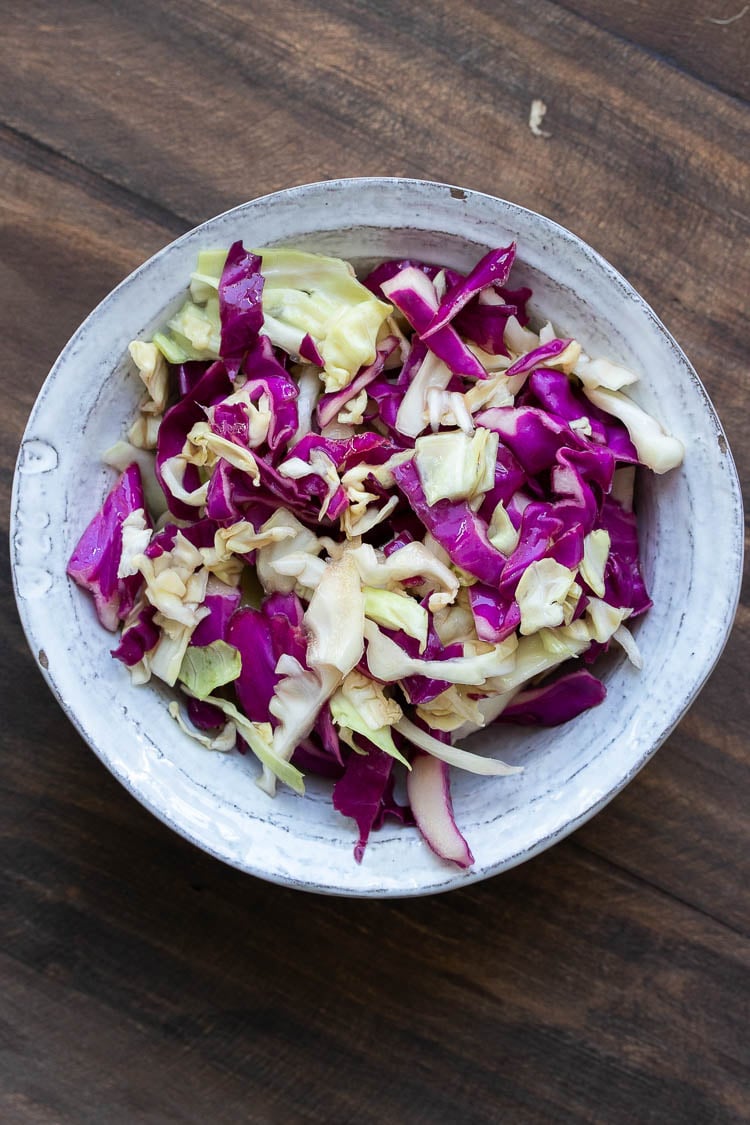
11,179,743,896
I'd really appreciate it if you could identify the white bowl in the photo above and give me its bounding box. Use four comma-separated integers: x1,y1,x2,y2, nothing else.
11,178,743,896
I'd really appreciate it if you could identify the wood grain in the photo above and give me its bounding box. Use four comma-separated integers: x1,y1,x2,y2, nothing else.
1,731,748,1124
1,1,749,1121
559,0,750,101
2,1,748,452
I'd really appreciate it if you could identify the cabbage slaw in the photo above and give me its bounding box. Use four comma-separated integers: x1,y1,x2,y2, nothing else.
67,241,683,868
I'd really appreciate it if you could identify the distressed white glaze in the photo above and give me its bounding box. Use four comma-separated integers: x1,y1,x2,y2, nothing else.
10,179,743,896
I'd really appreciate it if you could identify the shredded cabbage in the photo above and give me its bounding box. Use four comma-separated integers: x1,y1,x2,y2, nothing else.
363,586,429,651
178,639,242,698
68,239,684,868
583,385,684,473
515,558,580,636
414,428,498,506
330,687,409,768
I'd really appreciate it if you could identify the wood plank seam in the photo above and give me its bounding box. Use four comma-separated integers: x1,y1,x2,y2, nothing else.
0,121,191,237
568,841,750,941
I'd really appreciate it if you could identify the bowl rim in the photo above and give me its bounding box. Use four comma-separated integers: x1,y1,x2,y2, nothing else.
10,176,744,896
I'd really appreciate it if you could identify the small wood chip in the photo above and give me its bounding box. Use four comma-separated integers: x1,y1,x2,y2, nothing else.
706,4,748,24
529,98,551,138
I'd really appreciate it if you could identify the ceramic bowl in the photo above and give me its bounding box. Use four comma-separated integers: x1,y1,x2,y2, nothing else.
10,178,743,896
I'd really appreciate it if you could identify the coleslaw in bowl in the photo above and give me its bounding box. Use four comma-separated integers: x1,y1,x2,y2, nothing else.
11,179,743,895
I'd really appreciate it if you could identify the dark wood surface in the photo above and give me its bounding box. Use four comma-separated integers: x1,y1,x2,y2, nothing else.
2,2,748,1122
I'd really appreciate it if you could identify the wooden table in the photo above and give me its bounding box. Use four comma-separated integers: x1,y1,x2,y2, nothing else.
2,3,748,1121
